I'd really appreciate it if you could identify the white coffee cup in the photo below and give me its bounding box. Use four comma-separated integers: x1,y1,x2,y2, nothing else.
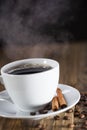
0,58,59,112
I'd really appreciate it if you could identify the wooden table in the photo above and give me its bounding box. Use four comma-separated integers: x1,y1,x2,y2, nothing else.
0,42,87,130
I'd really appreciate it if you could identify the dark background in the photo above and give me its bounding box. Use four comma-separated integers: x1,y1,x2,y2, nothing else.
0,0,87,48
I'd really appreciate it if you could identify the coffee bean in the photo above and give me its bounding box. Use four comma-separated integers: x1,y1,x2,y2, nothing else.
39,109,48,114
54,115,60,120
79,113,85,119
35,124,46,130
77,101,81,105
74,111,80,117
68,123,75,128
81,110,87,115
44,102,51,110
66,109,73,113
63,115,70,120
80,93,87,102
61,104,67,109
30,112,36,115
75,105,81,112
75,105,80,109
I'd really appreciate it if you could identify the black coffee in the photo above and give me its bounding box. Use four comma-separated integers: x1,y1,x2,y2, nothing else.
7,64,52,75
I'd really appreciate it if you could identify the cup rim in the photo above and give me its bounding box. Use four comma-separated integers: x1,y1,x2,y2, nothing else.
1,58,59,76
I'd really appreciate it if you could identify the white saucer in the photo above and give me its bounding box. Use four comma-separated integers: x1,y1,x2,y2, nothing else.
0,84,80,120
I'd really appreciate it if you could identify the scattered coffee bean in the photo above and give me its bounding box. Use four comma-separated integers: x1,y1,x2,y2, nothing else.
80,93,87,102
54,115,60,120
39,109,48,114
77,102,82,107
63,115,70,120
74,122,80,127
81,110,87,116
75,105,81,112
74,111,80,117
61,104,67,109
79,113,85,119
68,123,75,128
44,102,52,110
30,112,36,115
35,124,46,130
66,109,73,113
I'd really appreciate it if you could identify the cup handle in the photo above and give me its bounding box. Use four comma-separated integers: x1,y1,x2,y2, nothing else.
0,88,13,103
0,75,4,85
0,75,9,102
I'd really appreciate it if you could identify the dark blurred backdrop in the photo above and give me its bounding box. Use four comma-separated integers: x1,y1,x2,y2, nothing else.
0,0,87,47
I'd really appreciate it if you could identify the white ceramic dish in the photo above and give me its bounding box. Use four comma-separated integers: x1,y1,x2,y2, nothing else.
0,84,80,120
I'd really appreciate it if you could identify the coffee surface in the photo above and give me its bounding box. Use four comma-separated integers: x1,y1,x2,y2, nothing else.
7,64,52,75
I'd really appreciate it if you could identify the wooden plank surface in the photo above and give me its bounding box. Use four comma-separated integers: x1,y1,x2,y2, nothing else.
0,42,87,130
